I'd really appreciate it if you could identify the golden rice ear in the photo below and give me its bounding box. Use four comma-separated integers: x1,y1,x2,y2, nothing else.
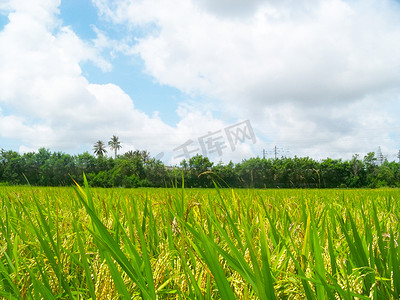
71,176,85,195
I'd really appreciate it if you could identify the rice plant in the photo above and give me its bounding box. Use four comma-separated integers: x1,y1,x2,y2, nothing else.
0,182,399,299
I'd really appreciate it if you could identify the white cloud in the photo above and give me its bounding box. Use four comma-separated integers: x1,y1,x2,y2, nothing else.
193,0,265,18
0,0,258,163
18,145,37,154
2,0,400,164
93,0,400,158
125,0,400,104
0,0,60,29
253,98,397,159
0,1,162,152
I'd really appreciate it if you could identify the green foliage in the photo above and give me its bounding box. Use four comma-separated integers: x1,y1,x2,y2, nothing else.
1,148,400,188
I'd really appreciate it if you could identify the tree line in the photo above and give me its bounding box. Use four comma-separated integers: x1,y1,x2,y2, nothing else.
0,145,399,188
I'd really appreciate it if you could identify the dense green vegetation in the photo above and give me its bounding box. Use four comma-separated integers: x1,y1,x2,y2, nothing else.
1,148,400,188
0,185,400,298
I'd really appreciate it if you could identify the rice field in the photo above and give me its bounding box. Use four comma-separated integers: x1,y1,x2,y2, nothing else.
0,180,400,299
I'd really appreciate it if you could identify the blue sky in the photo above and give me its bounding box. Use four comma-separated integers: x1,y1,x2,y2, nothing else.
59,0,185,125
1,0,400,163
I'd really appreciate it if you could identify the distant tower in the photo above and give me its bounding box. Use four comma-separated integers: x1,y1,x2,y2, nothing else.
376,147,384,166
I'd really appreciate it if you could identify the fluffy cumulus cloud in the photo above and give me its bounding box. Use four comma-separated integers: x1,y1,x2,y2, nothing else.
2,0,400,163
0,3,112,145
110,0,400,105
94,0,400,158
0,0,241,163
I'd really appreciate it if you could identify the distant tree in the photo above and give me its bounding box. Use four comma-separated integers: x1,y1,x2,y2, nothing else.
0,149,23,184
140,150,151,164
121,151,145,179
108,135,122,159
213,161,237,187
74,152,98,183
364,152,379,187
375,161,396,187
180,159,188,170
188,154,213,172
144,158,168,187
1,143,400,188
177,155,213,187
364,152,377,168
93,140,107,157
235,157,266,188
40,152,75,186
123,150,136,159
346,154,366,187
124,150,150,164
21,151,40,184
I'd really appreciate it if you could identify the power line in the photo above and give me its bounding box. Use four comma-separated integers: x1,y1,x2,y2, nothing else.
263,146,290,159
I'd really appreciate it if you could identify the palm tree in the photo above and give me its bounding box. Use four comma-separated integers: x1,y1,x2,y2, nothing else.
108,135,122,159
93,140,107,157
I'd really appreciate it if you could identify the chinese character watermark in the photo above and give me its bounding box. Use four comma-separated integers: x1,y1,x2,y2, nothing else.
172,139,199,160
225,120,256,151
198,130,227,156
173,120,256,160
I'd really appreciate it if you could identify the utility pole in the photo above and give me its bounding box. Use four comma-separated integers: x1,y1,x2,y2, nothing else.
263,146,289,159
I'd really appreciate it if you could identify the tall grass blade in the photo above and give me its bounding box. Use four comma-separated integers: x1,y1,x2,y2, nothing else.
73,183,154,299
390,228,400,299
259,215,276,300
